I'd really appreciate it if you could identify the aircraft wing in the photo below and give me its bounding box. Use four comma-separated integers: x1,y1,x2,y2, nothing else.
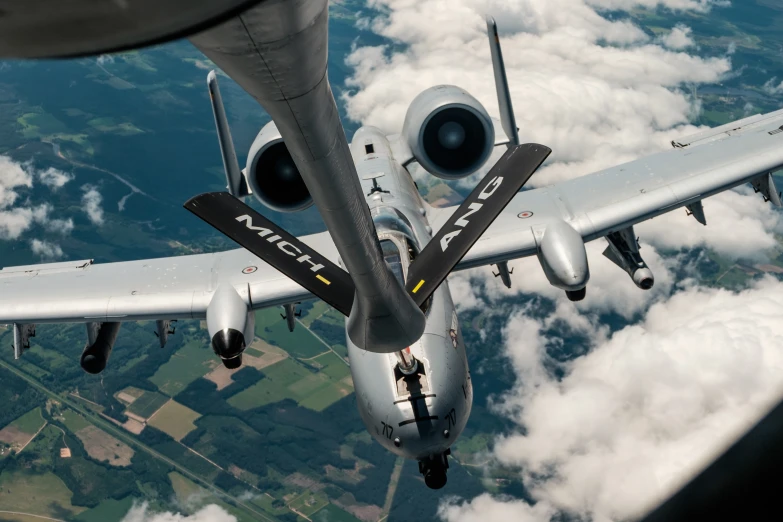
440,108,783,270
0,230,339,325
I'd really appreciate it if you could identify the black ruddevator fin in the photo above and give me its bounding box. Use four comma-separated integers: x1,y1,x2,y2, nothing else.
405,143,551,306
185,192,355,316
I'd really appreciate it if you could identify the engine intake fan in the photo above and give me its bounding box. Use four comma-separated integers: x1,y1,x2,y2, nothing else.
245,121,312,212
402,85,495,179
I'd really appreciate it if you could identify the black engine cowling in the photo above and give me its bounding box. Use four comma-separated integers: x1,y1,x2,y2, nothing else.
80,322,121,374
402,85,495,180
245,121,312,212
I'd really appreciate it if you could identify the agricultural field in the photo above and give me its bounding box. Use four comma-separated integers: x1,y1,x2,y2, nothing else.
8,407,45,435
312,503,363,522
126,391,169,419
59,409,91,432
300,301,331,327
312,353,351,380
0,470,86,519
74,425,135,467
20,345,73,373
227,355,353,412
227,358,313,410
0,407,46,453
115,386,146,405
254,307,285,336
147,400,201,441
262,320,328,359
289,490,329,517
74,496,136,522
149,339,219,396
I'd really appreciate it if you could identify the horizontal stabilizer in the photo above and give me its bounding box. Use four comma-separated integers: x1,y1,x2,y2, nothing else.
405,143,551,305
184,192,356,316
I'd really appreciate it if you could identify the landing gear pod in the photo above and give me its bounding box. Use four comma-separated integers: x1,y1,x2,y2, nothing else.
80,322,121,374
206,284,255,369
535,220,590,300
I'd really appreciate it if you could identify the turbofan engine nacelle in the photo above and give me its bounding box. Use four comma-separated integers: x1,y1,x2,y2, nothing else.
81,322,121,374
206,284,255,369
245,121,313,212
536,221,590,301
402,85,495,180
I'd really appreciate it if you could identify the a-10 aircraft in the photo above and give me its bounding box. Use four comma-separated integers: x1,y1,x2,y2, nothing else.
2,0,783,491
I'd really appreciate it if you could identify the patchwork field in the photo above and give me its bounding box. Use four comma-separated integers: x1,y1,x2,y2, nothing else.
289,490,329,517
227,355,354,412
60,409,91,433
262,320,327,359
115,386,145,405
300,301,331,327
254,307,285,335
0,407,46,453
126,391,169,419
148,400,201,441
312,503,363,522
204,342,287,390
0,470,86,519
149,340,219,396
74,425,134,467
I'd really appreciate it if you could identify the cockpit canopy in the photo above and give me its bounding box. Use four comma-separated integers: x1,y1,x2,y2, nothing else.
372,207,420,286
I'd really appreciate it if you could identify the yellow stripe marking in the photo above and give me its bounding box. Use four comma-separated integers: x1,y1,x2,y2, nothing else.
316,274,331,285
412,279,425,293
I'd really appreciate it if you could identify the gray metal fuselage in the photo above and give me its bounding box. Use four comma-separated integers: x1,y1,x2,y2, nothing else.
346,127,473,460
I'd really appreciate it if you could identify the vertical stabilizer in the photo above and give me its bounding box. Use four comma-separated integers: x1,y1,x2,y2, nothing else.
207,70,249,197
486,16,519,146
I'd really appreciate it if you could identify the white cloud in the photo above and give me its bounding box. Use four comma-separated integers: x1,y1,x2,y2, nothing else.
0,204,51,240
587,0,727,11
440,494,558,522
30,239,63,260
659,24,694,49
344,0,730,186
46,217,75,235
121,502,236,522
81,185,104,225
762,77,783,96
97,54,115,65
0,155,33,209
726,41,737,55
463,278,783,522
0,156,77,240
38,167,73,190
